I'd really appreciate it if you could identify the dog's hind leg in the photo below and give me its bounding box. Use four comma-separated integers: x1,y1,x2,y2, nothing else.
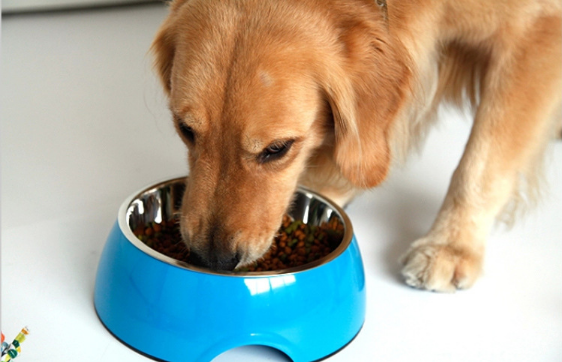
400,16,562,292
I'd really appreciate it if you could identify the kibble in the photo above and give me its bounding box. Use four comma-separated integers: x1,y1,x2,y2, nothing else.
133,215,344,272
133,219,190,262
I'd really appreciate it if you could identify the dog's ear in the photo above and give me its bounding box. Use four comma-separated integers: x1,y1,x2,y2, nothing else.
151,19,176,95
322,22,411,188
150,18,175,96
151,0,193,95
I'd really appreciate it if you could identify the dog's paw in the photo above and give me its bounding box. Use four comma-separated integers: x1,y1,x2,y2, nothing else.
400,239,483,292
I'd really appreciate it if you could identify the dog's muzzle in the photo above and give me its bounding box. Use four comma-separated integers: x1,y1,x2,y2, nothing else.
189,250,241,271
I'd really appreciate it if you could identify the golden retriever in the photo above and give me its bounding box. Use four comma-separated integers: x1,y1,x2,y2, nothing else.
151,0,562,291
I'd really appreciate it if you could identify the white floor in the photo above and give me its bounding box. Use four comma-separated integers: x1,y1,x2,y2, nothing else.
1,4,561,362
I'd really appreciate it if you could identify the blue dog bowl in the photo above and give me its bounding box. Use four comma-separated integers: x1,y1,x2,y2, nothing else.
94,177,366,362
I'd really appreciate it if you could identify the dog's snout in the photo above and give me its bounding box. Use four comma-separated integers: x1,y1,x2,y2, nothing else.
189,250,241,271
214,253,241,271
181,217,242,271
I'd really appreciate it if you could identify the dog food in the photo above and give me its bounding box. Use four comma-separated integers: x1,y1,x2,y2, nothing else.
238,215,344,272
133,219,190,262
133,215,344,272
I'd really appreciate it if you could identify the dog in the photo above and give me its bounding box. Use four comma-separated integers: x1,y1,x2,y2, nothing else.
151,0,562,292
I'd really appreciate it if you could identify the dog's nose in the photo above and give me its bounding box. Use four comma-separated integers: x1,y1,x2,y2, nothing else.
189,250,241,271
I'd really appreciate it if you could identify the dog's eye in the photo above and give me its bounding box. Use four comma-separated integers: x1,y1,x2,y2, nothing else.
178,123,195,144
258,140,294,164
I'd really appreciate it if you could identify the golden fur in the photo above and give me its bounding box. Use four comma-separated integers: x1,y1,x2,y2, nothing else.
151,0,562,291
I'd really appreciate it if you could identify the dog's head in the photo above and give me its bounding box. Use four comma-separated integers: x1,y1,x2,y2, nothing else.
151,0,410,270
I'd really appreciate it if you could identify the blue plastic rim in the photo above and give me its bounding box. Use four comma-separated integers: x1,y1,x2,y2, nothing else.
94,178,366,362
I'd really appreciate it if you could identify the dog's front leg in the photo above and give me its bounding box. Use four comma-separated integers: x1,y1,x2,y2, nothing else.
400,18,562,292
